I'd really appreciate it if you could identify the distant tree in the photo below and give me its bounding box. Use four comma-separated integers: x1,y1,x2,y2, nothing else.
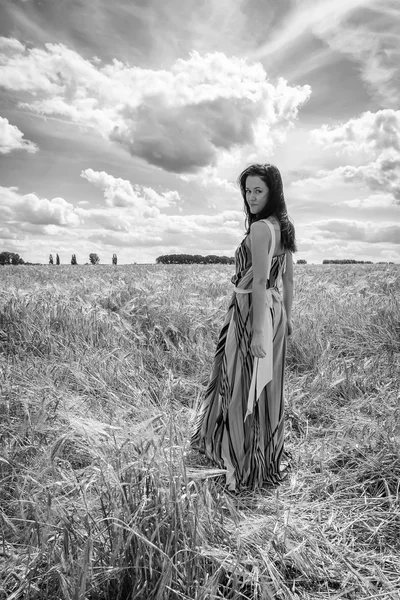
71,254,77,265
112,253,117,265
56,253,60,265
297,259,307,264
49,253,54,265
0,252,11,265
89,253,100,265
0,252,24,265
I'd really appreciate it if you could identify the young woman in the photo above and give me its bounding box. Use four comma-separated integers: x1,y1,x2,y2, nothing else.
190,163,296,491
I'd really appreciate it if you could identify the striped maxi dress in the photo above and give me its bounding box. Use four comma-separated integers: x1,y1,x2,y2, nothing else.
190,217,289,491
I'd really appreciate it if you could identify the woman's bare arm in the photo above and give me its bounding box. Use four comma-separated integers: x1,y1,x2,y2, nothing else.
282,251,293,334
250,221,272,357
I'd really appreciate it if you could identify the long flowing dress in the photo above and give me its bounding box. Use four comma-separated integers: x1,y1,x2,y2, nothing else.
190,217,289,491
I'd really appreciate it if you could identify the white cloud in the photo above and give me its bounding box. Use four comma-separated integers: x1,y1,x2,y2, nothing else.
0,39,311,173
341,155,400,201
0,116,38,154
180,163,237,194
311,219,400,244
0,37,25,53
335,193,396,208
0,186,81,233
292,157,400,200
76,203,244,241
311,110,400,156
303,154,400,203
310,110,400,202
80,169,180,214
142,188,181,209
74,168,245,251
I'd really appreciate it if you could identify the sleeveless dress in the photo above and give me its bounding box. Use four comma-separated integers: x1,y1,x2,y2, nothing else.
190,217,289,491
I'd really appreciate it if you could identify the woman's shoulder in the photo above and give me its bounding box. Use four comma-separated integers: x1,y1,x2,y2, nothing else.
249,218,276,247
250,219,273,235
253,215,280,230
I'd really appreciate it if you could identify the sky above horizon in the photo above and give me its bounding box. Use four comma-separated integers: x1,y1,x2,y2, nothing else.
0,0,399,265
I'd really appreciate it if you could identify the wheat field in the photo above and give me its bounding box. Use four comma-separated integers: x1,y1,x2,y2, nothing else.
0,263,399,600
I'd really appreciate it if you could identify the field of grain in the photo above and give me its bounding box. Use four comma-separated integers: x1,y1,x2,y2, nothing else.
0,263,399,600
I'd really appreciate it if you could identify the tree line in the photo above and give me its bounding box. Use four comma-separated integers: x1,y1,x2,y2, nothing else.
300,259,394,265
156,254,235,264
323,259,374,264
0,251,395,266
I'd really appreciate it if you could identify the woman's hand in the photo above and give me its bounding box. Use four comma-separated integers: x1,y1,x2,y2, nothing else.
251,331,267,358
287,319,293,336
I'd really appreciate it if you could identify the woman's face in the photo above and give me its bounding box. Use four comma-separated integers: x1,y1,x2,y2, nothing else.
245,175,269,215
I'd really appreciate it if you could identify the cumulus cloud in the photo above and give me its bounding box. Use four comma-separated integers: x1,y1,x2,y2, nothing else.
111,73,310,173
335,193,396,209
75,167,245,250
75,207,131,233
142,188,181,209
311,110,400,155
0,37,25,54
80,169,181,214
180,163,237,194
342,155,400,201
76,203,243,252
312,219,400,244
21,195,80,225
310,110,400,203
1,174,230,255
309,155,400,203
0,116,38,154
0,186,81,234
0,38,311,173
111,96,254,173
77,203,244,241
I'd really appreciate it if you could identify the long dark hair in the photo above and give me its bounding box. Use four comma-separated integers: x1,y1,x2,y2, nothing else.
237,163,297,253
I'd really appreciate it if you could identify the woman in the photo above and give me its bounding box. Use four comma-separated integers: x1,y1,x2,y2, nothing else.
190,163,296,491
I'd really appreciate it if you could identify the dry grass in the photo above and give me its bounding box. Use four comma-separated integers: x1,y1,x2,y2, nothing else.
0,263,399,599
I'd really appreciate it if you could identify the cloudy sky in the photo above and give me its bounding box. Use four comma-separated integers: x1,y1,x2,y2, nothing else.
0,0,399,264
